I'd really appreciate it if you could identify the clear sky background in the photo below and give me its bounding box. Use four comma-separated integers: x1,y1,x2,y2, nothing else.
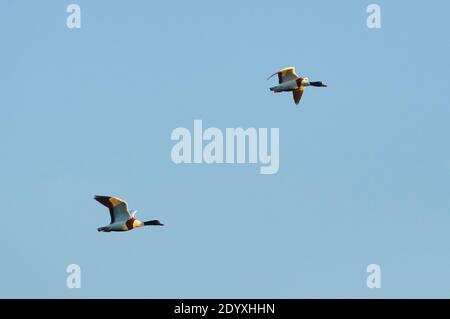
1,1,450,298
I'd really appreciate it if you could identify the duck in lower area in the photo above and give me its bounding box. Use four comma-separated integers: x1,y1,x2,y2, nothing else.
268,67,327,106
94,195,164,232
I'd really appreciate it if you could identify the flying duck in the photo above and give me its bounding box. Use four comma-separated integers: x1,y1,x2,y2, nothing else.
268,67,327,105
94,195,164,232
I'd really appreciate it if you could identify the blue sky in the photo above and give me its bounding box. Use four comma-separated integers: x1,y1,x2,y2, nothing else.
1,0,450,298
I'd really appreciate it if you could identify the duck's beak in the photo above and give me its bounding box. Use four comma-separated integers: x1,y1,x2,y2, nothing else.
310,81,328,88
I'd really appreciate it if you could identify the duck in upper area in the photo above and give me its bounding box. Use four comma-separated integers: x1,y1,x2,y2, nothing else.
268,67,327,106
94,195,164,232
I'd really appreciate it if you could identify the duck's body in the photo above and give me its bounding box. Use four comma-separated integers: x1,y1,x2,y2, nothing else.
268,67,327,105
98,219,144,232
94,195,164,232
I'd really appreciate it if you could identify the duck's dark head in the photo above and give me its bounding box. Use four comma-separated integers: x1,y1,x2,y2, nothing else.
310,81,327,87
144,220,164,226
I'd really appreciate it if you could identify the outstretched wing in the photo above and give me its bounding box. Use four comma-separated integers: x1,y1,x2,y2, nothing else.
267,67,299,84
94,195,131,223
293,87,304,105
